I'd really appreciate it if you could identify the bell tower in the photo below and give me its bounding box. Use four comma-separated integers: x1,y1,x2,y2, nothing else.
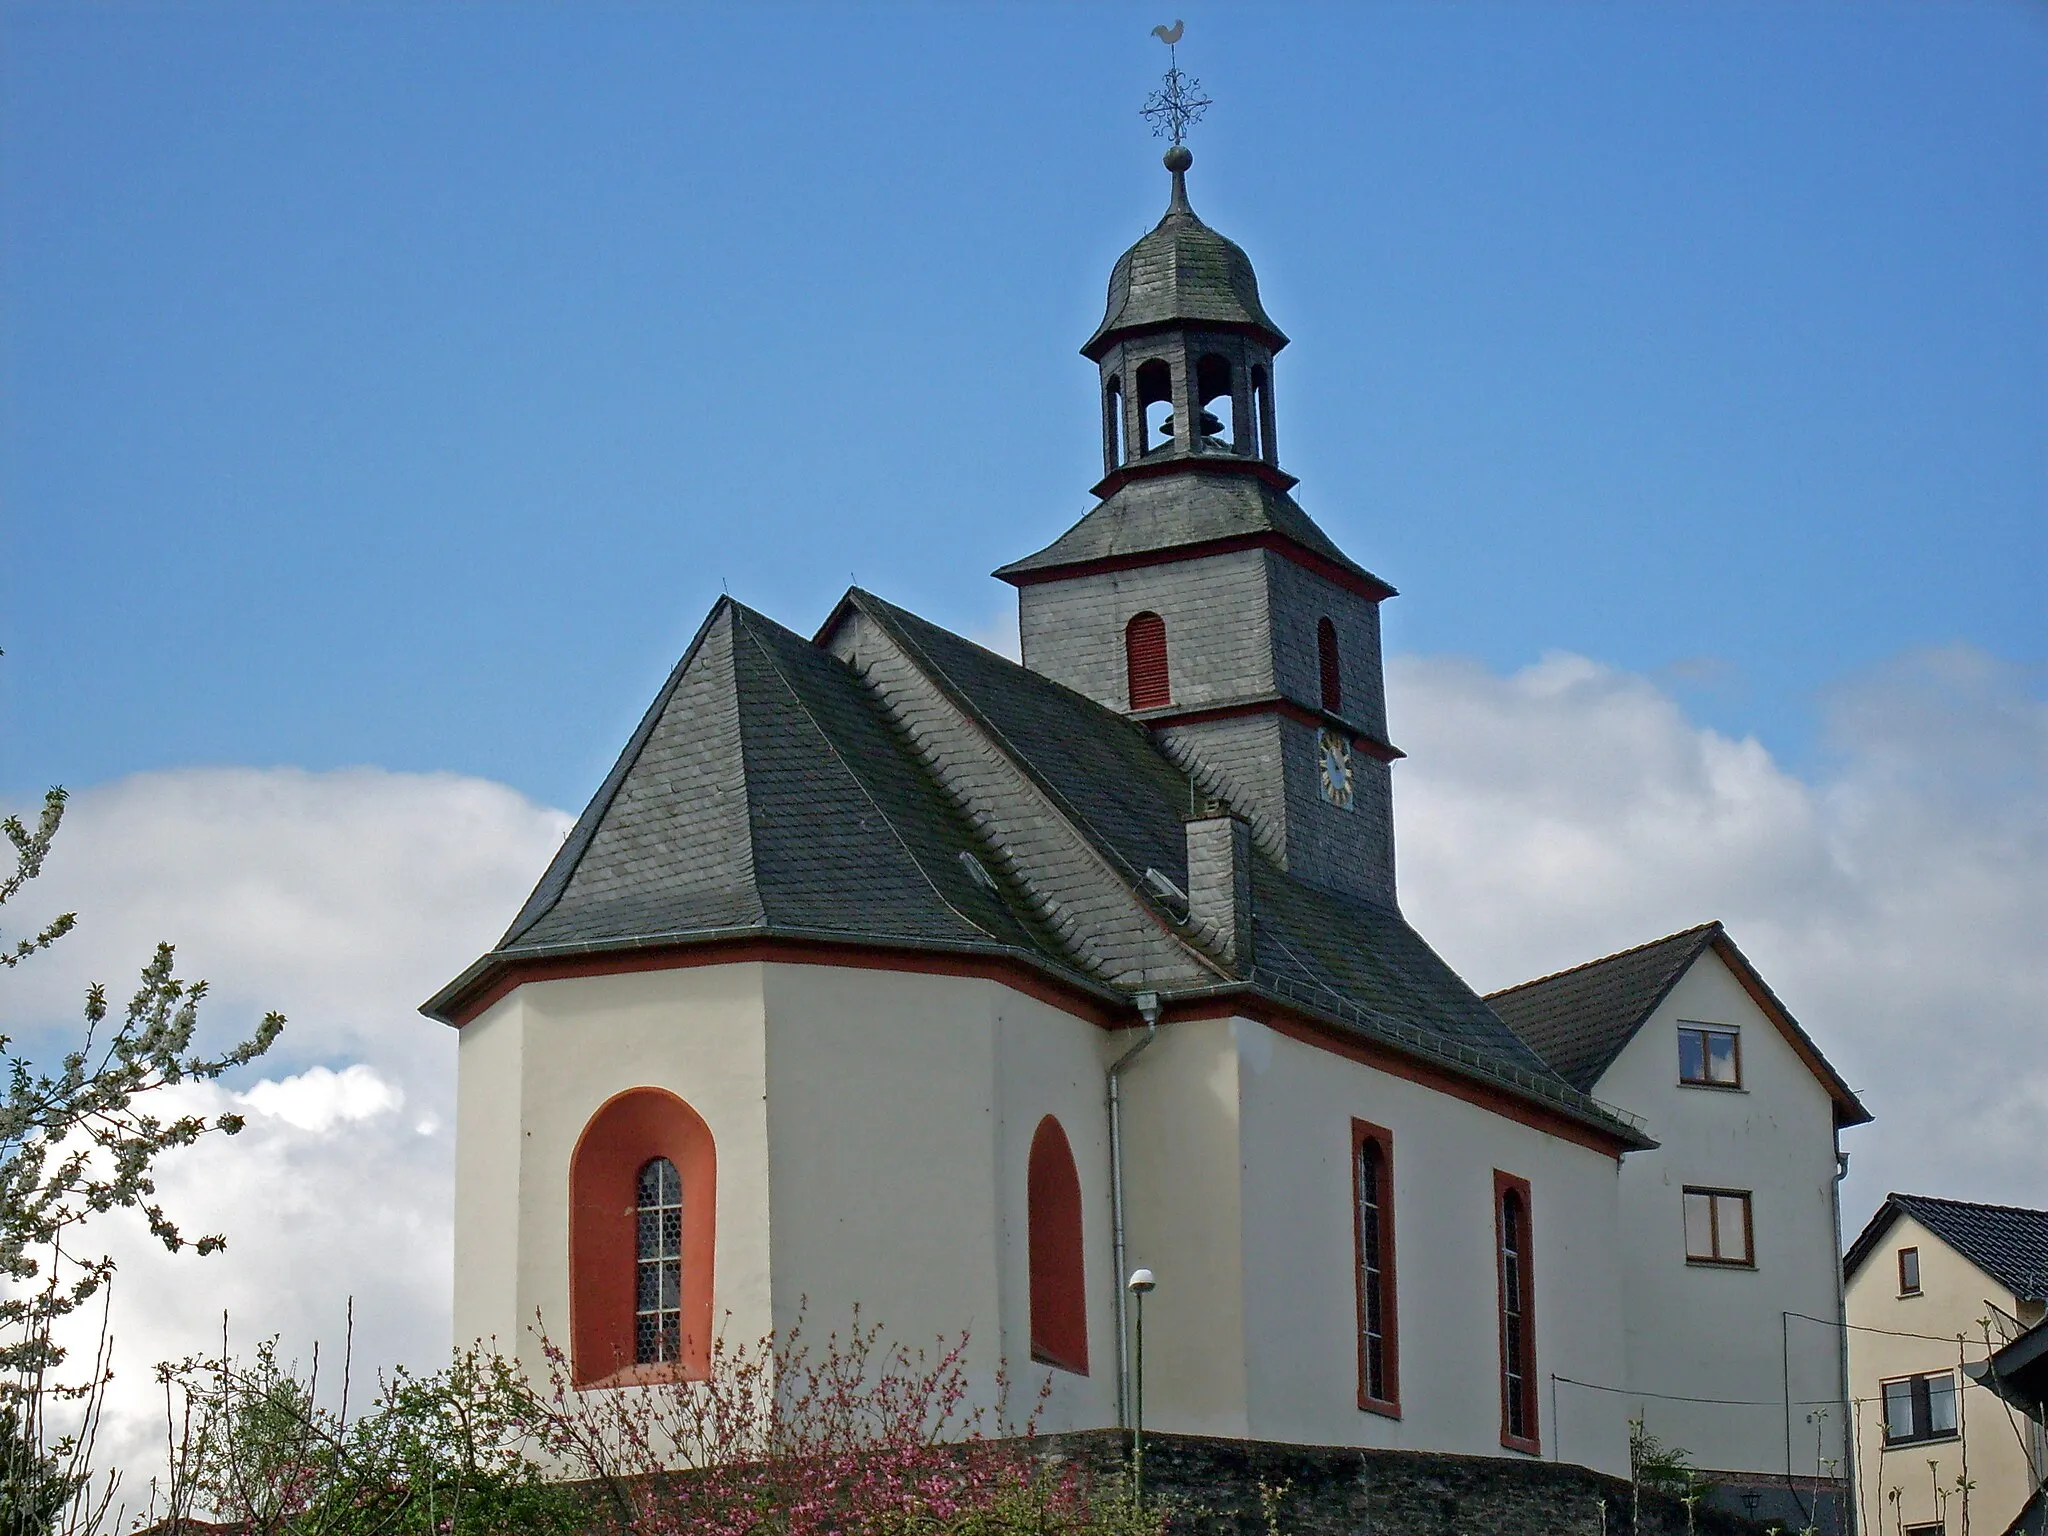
995,148,1404,908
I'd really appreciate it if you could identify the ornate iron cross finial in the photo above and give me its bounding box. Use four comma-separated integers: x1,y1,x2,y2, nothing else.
1141,21,1210,147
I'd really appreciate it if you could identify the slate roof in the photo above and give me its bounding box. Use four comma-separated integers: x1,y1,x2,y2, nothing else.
1845,1194,2048,1302
843,591,1558,1081
427,586,1647,1149
993,471,1390,593
1485,921,1871,1126
434,600,1094,1004
1487,925,1720,1091
1082,164,1285,359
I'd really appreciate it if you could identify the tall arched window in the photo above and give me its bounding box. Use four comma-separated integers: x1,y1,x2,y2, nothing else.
1125,612,1170,710
1495,1171,1539,1452
569,1087,717,1387
1318,618,1343,714
1027,1115,1088,1374
1352,1120,1399,1415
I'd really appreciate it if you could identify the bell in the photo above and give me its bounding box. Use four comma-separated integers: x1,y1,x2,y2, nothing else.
1156,409,1226,441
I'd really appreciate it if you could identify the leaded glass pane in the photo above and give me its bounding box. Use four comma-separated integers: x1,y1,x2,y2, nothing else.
634,1156,684,1365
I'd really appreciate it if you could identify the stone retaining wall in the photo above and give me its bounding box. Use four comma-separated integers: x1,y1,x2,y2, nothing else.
1033,1429,1789,1536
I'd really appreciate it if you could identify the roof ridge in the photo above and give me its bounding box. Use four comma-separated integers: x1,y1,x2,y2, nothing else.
495,598,745,949
1895,1191,2048,1221
727,607,1018,953
1484,921,1722,1000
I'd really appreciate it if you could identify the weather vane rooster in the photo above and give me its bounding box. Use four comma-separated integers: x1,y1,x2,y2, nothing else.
1141,20,1210,147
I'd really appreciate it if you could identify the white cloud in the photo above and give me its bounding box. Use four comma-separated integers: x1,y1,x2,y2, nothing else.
1,767,570,1503
1389,642,2047,1221
3,648,2039,1501
239,1063,404,1134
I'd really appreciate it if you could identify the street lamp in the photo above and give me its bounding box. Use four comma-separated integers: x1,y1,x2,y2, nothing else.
1127,1268,1156,1499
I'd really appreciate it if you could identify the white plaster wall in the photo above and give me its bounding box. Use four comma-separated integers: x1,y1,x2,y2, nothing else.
450,964,774,1386
1112,1014,1628,1474
1232,1018,1630,1476
757,964,1118,1433
1845,1215,2043,1535
1115,1016,1251,1437
452,992,525,1357
1595,954,1850,1480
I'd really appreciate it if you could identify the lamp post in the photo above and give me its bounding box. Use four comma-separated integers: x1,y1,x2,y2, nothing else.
1127,1268,1156,1500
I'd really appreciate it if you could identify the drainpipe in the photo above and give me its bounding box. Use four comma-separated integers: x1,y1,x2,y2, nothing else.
1833,1136,1860,1536
1109,990,1161,1429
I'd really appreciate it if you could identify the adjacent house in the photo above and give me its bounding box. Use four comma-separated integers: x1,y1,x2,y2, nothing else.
1844,1193,2048,1536
1489,922,1870,1530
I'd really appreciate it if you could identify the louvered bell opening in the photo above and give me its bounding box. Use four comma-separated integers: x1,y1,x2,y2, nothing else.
1126,612,1171,710
1317,617,1342,714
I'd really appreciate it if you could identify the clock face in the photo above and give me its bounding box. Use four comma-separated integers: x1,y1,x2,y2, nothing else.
1318,728,1355,811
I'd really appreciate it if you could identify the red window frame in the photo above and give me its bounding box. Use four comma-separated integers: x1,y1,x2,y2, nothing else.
1027,1115,1089,1375
1351,1119,1400,1416
568,1086,718,1388
1494,1169,1540,1454
1125,612,1171,710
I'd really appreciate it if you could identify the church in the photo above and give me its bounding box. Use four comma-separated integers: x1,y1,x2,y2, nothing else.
424,143,1865,1505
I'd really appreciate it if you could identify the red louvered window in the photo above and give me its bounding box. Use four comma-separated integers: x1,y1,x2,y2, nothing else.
1027,1115,1088,1374
1126,612,1170,710
1318,618,1342,713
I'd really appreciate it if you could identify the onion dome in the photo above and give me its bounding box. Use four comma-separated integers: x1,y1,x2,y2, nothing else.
1082,148,1287,361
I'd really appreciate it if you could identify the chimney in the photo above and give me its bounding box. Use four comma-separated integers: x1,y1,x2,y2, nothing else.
1184,801,1254,969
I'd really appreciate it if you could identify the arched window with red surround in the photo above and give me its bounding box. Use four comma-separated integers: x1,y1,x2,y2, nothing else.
569,1087,716,1387
1027,1114,1088,1374
1125,612,1170,710
1318,618,1342,714
1495,1170,1539,1454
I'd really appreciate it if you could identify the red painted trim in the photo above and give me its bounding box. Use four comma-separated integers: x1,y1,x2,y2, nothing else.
1087,453,1300,500
1168,1002,1632,1160
1141,698,1404,762
453,953,1631,1157
442,937,1122,1030
569,1087,717,1388
999,532,1397,604
1494,1169,1540,1455
1350,1118,1400,1418
1027,1115,1089,1376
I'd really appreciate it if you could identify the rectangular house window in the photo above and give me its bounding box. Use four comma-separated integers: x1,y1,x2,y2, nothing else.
1683,1188,1755,1266
1898,1246,1921,1295
1677,1024,1741,1087
1903,1524,1946,1536
1351,1119,1399,1416
1494,1170,1539,1454
1882,1371,1959,1445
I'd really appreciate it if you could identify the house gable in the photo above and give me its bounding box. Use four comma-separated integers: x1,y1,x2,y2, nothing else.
1487,922,1870,1128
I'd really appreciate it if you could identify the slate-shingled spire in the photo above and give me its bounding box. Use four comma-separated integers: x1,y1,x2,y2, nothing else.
999,149,1405,909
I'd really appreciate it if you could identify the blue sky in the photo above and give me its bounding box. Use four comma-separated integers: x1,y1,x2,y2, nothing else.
3,1,2042,812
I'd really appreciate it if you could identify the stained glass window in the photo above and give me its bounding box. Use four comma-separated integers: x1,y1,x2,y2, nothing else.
635,1157,683,1365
